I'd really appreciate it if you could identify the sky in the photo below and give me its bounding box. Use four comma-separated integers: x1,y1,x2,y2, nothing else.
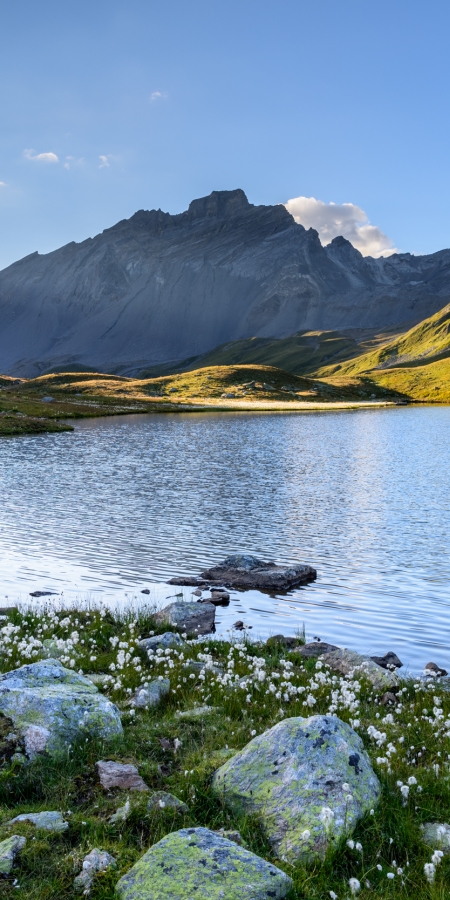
1,1,450,269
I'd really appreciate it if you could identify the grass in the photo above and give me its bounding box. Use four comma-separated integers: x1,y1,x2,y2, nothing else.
1,603,450,898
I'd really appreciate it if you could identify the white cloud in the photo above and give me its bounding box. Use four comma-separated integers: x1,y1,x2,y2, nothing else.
284,195,398,258
150,90,167,102
24,149,59,163
0,181,6,187
99,154,120,168
64,156,84,170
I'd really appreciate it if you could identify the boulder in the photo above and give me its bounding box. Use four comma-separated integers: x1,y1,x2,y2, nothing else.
212,715,380,863
424,662,448,677
97,760,149,792
207,590,230,606
422,822,450,852
7,811,68,832
0,835,26,875
200,555,316,590
298,641,339,658
115,827,292,900
266,635,299,650
154,602,215,636
175,705,216,720
147,791,188,813
74,848,116,893
0,660,122,758
321,649,399,691
131,679,170,708
138,632,184,653
370,652,403,670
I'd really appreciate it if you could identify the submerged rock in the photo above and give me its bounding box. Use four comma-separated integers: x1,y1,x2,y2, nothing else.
0,835,26,875
97,760,149,792
147,791,188,813
138,632,184,653
321,648,399,691
7,811,68,832
74,848,116,893
212,715,380,863
170,555,316,591
115,827,292,900
0,660,122,758
154,601,215,636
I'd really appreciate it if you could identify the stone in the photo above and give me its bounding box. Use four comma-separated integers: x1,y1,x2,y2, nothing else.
0,835,26,876
154,601,215,636
138,632,184,653
131,679,170,708
147,791,188,813
321,649,399,691
29,590,57,597
207,590,230,606
266,635,299,650
298,641,339,658
141,588,150,594
422,822,450,852
184,660,224,675
169,577,209,587
7,811,68,832
233,621,245,630
74,848,116,893
115,827,292,900
212,715,380,863
380,692,397,706
370,652,403,670
109,799,131,824
0,660,122,758
425,661,448,677
175,705,216,720
97,760,149,792
199,555,317,591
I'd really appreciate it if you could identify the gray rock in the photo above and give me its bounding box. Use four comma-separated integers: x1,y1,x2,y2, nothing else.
424,661,448,677
131,679,170,708
175,705,216,720
207,590,230,606
154,601,215,636
74,848,116,893
115,827,292,900
0,835,26,875
422,822,450,852
109,799,131,824
212,715,380,863
184,660,224,675
266,634,299,649
7,811,68,832
40,638,64,659
138,632,185,653
298,641,339,658
321,648,399,691
370,652,403,670
97,760,149,792
199,555,317,591
147,791,188,813
0,660,122,758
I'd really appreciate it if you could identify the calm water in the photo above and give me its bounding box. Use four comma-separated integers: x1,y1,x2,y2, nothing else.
0,408,449,671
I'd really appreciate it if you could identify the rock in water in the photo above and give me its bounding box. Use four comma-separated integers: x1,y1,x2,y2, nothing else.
0,835,26,875
370,651,403,670
199,555,316,590
0,660,122,758
321,648,399,691
212,715,380,862
154,601,215,636
115,827,292,900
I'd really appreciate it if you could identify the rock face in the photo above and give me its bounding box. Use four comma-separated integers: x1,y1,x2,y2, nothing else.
0,660,122,757
97,760,148,792
155,601,215,636
212,715,380,862
321,648,399,691
1,189,450,377
115,827,292,900
171,555,316,591
0,835,26,875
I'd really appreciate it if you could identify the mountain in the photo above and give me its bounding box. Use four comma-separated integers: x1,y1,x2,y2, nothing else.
1,188,450,377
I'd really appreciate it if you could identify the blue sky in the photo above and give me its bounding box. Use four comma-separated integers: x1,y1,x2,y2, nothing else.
1,0,450,268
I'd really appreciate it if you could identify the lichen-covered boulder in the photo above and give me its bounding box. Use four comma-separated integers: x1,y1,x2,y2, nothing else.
321,649,399,691
212,715,380,862
0,660,122,758
0,835,26,875
154,601,215,636
115,827,292,900
7,811,68,832
138,632,184,653
146,791,188,813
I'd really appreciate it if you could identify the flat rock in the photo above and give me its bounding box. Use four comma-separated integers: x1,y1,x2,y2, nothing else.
321,648,399,691
138,632,184,653
97,760,149,792
199,555,317,591
154,601,215,636
169,577,209,587
115,827,292,900
147,791,188,813
298,641,339,658
131,679,170,708
0,659,122,758
370,652,403,670
212,715,380,863
422,822,450,852
0,835,26,875
7,811,68,832
74,848,116,893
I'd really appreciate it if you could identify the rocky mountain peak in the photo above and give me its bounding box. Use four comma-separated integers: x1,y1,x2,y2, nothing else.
186,189,251,220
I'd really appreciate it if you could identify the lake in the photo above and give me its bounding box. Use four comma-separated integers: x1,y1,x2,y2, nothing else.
1,407,449,672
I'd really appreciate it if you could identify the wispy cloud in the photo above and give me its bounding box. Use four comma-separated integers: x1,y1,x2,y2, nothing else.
150,90,167,102
64,156,84,170
24,149,59,163
285,195,399,258
0,181,6,187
